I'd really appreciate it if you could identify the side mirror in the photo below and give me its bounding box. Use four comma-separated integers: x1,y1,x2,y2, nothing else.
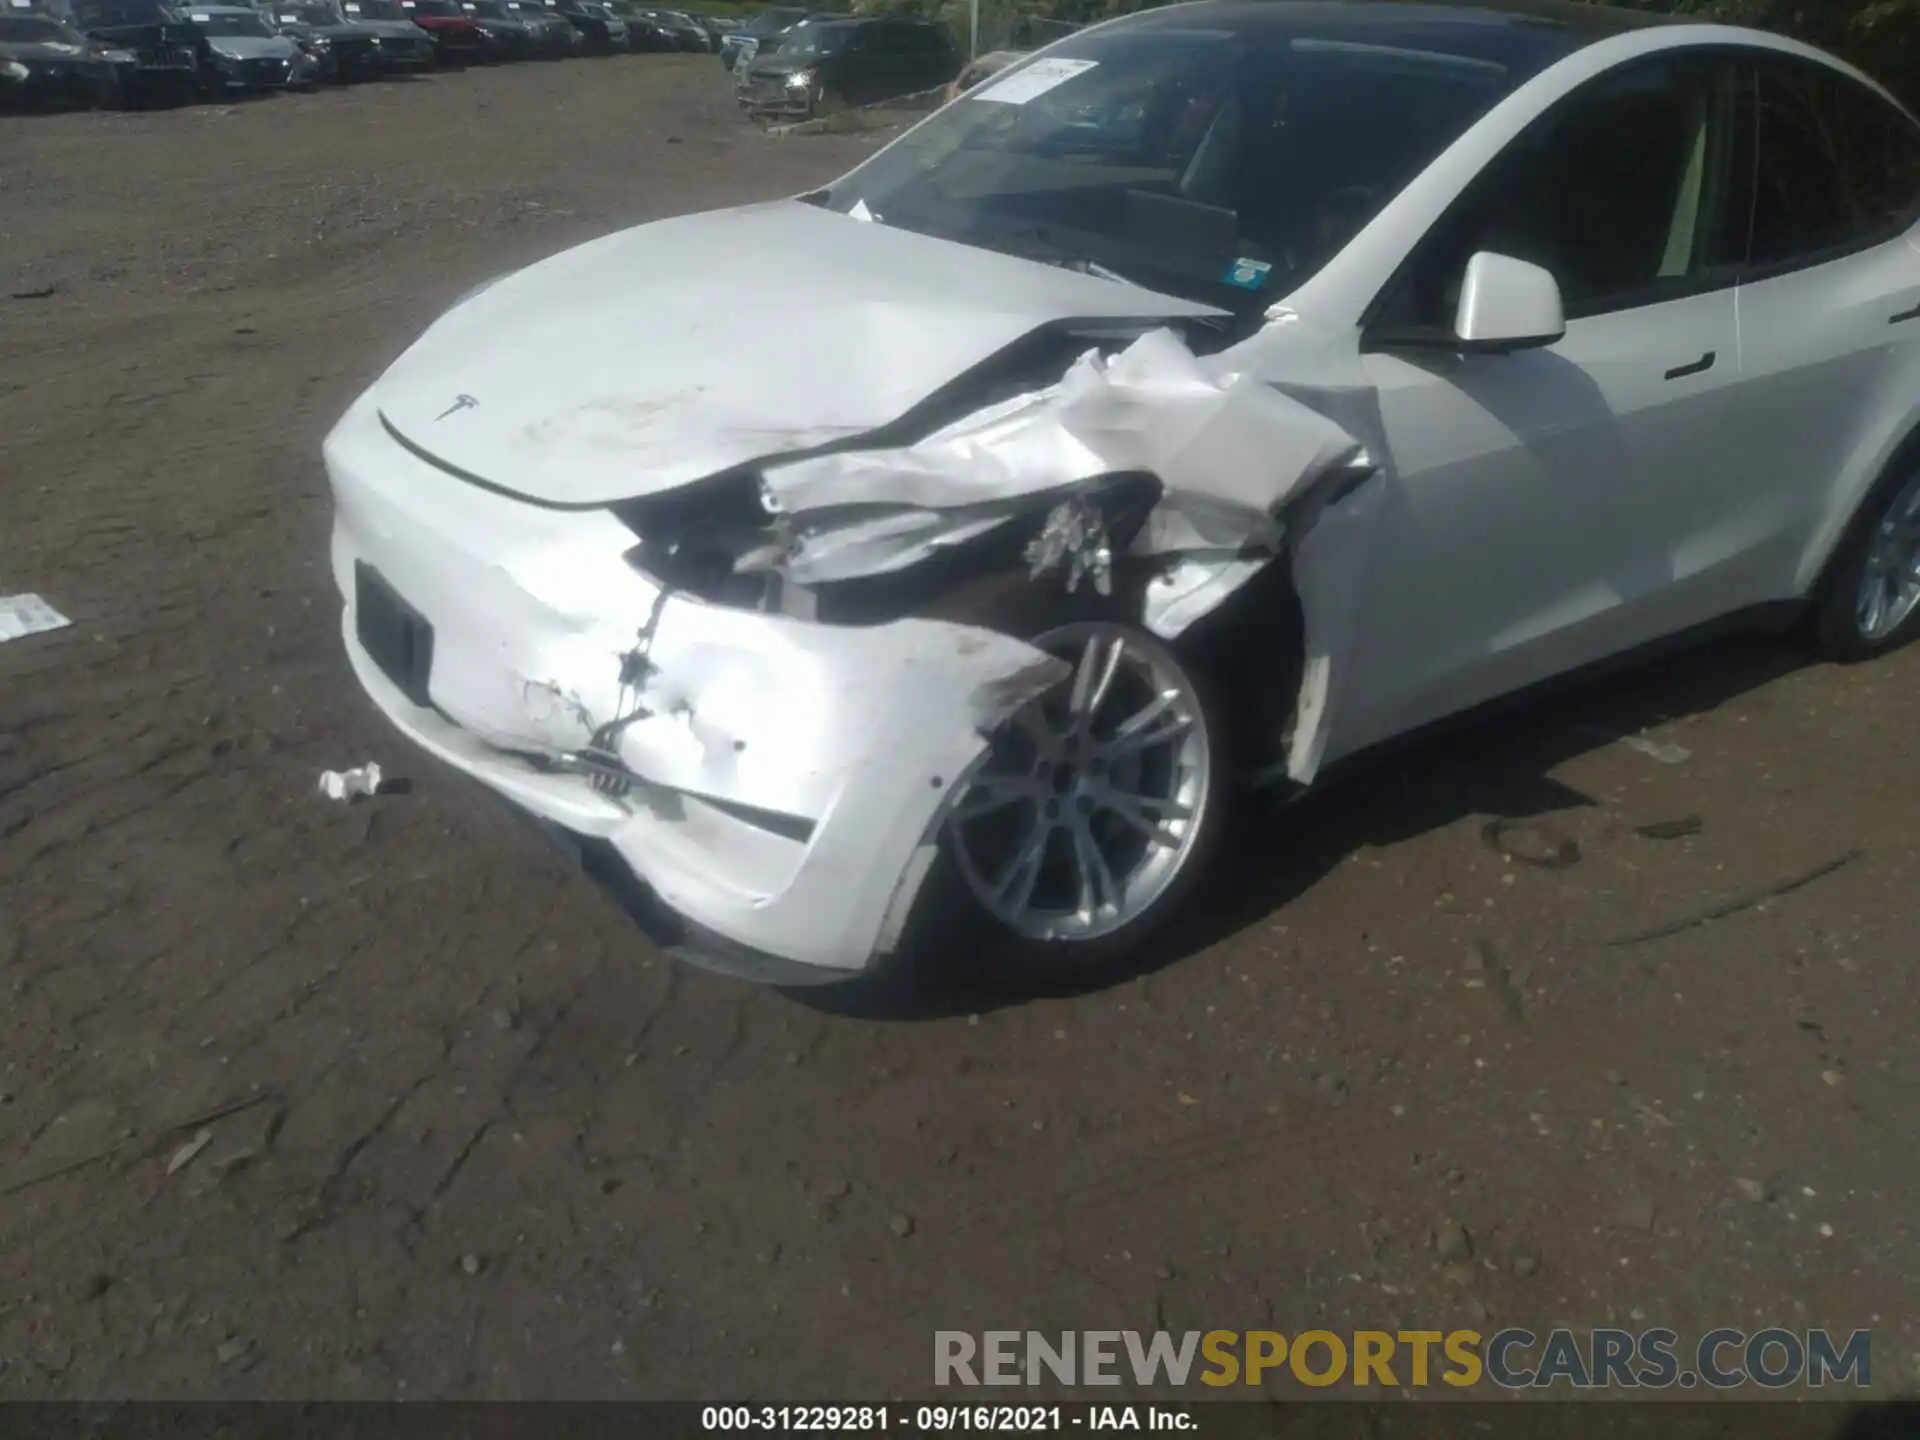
1452,250,1565,352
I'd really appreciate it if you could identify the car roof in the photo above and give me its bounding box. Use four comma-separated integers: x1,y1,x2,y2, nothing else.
1102,0,1680,72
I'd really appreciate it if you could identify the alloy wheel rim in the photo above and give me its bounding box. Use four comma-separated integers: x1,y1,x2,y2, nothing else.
1856,469,1920,642
947,625,1211,943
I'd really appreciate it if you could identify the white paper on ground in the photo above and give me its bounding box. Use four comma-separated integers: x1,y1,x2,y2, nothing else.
0,593,72,643
971,57,1097,106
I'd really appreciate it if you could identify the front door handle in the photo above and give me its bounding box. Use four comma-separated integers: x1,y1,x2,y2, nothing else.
1890,302,1920,325
1664,351,1716,380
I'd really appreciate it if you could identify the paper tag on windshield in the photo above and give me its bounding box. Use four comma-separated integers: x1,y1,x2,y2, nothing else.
7,3,31,10
972,56,1096,105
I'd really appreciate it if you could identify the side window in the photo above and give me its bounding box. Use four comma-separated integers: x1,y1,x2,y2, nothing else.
1750,58,1920,270
1378,55,1751,331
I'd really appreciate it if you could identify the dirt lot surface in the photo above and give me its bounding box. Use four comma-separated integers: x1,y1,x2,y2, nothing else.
1,54,1917,1406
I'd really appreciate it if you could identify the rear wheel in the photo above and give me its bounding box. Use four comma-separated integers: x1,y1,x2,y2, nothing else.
926,619,1233,993
1811,458,1920,660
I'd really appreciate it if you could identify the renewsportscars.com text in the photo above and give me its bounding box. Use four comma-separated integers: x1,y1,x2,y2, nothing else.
934,1328,1872,1390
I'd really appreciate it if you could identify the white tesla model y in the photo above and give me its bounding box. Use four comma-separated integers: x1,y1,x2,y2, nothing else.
325,0,1920,988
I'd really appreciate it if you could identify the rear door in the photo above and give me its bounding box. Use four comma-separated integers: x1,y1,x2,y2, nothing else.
900,20,953,95
1337,52,1755,756
851,19,908,104
1728,54,1920,602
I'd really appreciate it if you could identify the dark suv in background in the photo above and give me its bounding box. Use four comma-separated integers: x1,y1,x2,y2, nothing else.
739,14,956,120
715,2,803,71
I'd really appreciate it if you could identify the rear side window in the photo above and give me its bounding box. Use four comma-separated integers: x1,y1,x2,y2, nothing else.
1749,57,1920,269
903,22,947,53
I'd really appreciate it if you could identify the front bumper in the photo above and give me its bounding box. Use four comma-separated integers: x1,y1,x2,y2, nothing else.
742,76,812,118
218,54,304,87
370,37,436,68
323,390,1062,981
9,62,117,107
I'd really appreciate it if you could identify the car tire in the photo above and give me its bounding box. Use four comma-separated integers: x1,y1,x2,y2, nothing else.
1808,453,1920,661
894,586,1238,997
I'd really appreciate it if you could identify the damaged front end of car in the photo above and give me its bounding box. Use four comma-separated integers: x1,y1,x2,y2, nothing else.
326,235,1378,984
603,322,1376,786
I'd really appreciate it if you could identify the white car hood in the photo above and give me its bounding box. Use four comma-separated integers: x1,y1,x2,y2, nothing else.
373,200,1223,507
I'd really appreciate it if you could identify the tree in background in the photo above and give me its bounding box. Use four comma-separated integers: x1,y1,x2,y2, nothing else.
845,0,1920,105
1605,0,1920,105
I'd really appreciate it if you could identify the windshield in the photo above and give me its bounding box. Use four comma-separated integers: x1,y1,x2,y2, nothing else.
185,9,273,35
405,0,462,16
346,0,408,17
773,21,850,58
70,0,170,25
744,6,802,37
464,1,510,17
0,15,78,39
276,3,339,22
821,8,1557,315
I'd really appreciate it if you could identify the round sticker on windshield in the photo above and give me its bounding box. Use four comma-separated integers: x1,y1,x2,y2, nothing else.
1224,258,1272,291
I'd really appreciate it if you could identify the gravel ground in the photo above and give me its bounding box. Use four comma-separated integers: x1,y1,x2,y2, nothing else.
0,54,1916,1407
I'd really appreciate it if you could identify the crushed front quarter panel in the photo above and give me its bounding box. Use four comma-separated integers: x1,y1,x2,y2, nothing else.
758,324,1381,783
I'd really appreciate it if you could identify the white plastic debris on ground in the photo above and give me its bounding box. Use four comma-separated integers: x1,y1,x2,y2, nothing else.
0,593,72,643
760,327,1368,603
318,762,384,802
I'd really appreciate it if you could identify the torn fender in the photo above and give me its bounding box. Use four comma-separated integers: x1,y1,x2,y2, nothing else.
762,327,1364,521
760,324,1387,789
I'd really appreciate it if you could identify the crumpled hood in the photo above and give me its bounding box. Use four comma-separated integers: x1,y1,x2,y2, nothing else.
373,199,1223,507
207,33,300,58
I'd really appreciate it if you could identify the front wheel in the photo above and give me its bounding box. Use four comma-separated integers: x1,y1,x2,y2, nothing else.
927,620,1233,993
1810,458,1920,660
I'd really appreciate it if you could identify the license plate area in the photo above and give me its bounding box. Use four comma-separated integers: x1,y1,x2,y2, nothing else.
354,562,435,709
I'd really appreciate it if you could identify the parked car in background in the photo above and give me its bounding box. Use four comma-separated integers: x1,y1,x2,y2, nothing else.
740,15,956,119
501,0,577,55
64,0,215,101
263,2,382,80
716,3,803,72
643,8,705,50
457,0,537,59
602,0,664,51
394,0,483,62
580,0,624,49
331,0,437,68
0,12,132,108
180,3,319,88
685,9,723,47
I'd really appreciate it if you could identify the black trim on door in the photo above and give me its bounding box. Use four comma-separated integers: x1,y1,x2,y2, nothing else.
1664,350,1717,379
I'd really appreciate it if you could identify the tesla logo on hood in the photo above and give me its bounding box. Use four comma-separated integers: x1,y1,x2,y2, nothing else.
434,393,479,421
